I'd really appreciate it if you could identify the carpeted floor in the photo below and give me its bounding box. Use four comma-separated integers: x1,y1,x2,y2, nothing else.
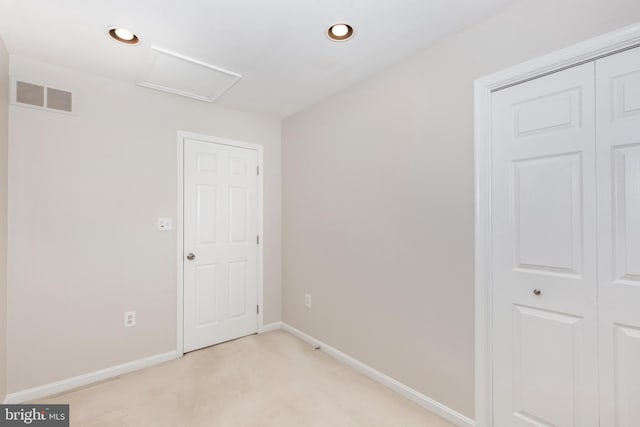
38,330,454,426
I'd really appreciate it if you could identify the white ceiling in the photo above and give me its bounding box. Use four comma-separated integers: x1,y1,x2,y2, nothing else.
0,0,514,117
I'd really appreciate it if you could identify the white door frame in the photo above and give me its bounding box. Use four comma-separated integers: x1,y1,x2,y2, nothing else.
176,130,264,357
474,22,640,427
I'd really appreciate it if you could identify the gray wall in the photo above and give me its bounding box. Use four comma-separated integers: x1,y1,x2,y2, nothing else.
282,0,640,418
0,35,8,403
7,56,282,393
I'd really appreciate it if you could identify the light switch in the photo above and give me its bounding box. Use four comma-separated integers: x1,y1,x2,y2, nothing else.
158,217,173,231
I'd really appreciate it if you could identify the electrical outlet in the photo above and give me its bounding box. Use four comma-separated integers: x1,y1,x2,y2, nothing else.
305,294,311,308
124,311,136,328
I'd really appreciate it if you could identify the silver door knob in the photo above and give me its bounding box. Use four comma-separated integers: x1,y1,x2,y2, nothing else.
186,253,196,261
533,289,541,296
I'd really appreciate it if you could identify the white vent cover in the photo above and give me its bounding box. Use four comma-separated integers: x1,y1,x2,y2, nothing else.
137,47,241,103
13,80,73,113
16,81,45,107
46,87,73,112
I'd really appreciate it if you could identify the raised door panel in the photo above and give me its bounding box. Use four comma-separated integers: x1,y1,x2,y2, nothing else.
228,261,248,318
196,152,217,173
513,154,582,276
612,145,640,285
613,325,640,426
229,156,248,176
196,264,218,327
512,306,583,426
196,185,218,245
229,188,249,243
613,70,640,120
514,88,582,138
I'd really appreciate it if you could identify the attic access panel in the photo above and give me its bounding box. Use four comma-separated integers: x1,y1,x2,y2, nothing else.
137,47,241,103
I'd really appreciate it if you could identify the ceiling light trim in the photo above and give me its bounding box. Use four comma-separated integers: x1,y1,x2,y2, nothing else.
327,23,355,42
106,26,141,45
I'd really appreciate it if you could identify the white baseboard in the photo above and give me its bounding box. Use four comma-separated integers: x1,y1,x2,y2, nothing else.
280,322,475,427
4,350,179,404
260,321,283,333
4,324,475,427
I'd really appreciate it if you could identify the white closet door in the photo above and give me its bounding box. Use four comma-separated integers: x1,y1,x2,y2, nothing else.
491,63,598,427
596,46,640,427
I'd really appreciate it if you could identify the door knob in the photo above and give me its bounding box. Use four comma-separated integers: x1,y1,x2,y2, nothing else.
533,289,541,296
186,253,196,261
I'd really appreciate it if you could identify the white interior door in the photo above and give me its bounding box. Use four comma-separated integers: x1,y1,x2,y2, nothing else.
183,137,259,353
596,46,640,427
491,63,599,427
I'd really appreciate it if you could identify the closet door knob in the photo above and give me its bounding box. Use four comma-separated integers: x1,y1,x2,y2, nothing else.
186,253,196,261
533,289,541,296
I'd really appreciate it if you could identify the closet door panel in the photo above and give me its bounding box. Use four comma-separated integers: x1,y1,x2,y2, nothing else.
491,62,599,427
596,45,640,427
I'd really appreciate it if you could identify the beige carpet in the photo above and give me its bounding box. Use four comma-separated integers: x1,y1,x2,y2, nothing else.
38,330,454,426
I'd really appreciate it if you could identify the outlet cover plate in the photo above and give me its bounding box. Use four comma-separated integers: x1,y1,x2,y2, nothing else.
124,311,136,328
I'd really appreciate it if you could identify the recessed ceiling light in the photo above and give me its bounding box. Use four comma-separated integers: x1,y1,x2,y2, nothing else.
327,23,354,41
107,27,140,45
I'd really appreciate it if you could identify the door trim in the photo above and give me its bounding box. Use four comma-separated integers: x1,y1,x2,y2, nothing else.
176,131,264,357
474,22,640,427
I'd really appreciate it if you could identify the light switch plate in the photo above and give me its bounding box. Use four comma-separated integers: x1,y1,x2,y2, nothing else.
158,217,173,231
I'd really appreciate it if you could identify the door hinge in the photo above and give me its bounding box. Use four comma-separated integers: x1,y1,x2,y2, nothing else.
257,305,260,314
257,166,260,175
257,235,260,245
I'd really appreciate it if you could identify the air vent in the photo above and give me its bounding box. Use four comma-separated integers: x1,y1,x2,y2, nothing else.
16,81,44,107
46,87,72,112
13,79,74,114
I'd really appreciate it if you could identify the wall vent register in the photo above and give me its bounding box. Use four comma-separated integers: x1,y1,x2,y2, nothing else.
13,80,74,113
